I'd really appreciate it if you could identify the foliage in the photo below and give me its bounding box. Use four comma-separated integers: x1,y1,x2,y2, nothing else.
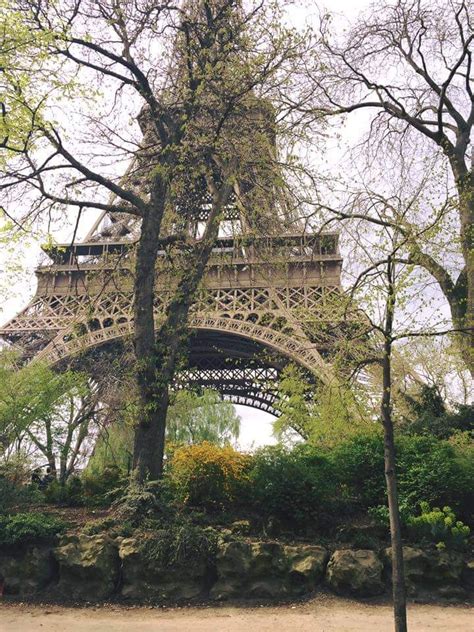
0,477,42,515
81,466,125,508
330,432,473,523
0,1,57,162
0,353,80,453
248,444,343,531
448,431,474,505
0,451,33,485
406,502,470,550
402,385,474,439
84,389,241,484
367,503,411,529
84,419,134,479
167,389,241,446
111,475,175,526
81,517,134,538
169,442,251,510
140,522,218,568
396,434,473,519
274,364,373,446
330,431,386,509
0,456,42,513
43,476,84,507
273,364,313,441
0,512,66,546
0,351,97,483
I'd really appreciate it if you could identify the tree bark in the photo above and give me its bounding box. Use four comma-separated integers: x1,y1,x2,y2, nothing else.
382,258,407,632
450,154,474,377
133,175,234,481
132,178,168,481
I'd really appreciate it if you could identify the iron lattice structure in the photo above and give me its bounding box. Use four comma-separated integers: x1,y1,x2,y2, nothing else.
0,231,345,415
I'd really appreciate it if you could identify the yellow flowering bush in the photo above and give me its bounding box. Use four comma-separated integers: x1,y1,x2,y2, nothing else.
169,442,251,510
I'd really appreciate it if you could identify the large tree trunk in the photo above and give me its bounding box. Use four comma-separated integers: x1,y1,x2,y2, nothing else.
133,177,233,481
452,157,474,377
382,258,407,632
132,181,168,481
412,162,473,377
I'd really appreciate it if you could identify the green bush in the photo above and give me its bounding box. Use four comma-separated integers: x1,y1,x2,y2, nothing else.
140,522,218,568
407,502,470,549
248,444,342,532
396,435,472,517
81,516,134,538
329,432,473,524
0,512,67,546
0,457,42,513
111,476,175,526
0,477,42,514
43,476,85,507
330,431,385,509
82,465,124,507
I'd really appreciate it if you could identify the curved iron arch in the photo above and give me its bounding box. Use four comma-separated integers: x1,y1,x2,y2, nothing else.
36,314,333,384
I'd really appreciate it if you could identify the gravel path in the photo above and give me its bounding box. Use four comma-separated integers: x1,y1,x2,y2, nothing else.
0,595,473,632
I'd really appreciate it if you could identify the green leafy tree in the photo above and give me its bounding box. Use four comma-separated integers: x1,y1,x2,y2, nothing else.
0,351,101,482
2,0,305,483
167,389,240,447
274,363,374,447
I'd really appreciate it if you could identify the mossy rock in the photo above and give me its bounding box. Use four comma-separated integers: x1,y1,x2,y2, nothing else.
0,546,57,595
119,537,209,601
54,534,119,601
326,549,384,597
211,540,329,600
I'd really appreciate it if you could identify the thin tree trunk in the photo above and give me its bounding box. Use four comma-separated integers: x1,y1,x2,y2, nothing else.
382,257,407,632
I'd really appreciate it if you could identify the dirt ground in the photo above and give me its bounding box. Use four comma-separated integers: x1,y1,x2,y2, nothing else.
0,594,473,632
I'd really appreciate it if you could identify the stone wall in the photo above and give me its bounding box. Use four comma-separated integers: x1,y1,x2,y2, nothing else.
1,535,473,603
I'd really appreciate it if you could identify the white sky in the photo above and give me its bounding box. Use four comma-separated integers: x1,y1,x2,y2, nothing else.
0,0,394,451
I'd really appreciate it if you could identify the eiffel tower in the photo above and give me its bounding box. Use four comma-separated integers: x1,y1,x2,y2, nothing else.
0,16,347,416
0,203,345,416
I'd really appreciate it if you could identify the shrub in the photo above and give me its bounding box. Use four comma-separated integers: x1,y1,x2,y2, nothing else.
396,434,472,517
448,431,474,523
330,431,385,509
82,516,134,538
329,432,473,524
367,503,411,528
0,454,33,486
140,522,218,567
82,465,124,507
0,477,42,514
111,476,175,526
407,502,470,549
0,512,67,546
169,442,251,510
43,476,84,507
0,456,42,513
248,444,342,531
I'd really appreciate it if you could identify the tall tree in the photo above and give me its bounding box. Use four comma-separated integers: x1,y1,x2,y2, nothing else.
303,0,474,375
